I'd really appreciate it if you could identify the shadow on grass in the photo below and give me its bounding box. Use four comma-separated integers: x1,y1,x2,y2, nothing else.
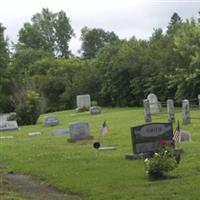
148,175,181,181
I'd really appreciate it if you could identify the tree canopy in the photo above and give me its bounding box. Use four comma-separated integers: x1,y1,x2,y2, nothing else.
1,11,200,116
18,8,74,58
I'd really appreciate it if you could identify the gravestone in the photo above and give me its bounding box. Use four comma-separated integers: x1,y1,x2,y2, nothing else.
0,121,18,131
198,94,200,108
90,106,101,115
147,93,160,114
180,131,191,142
53,128,70,136
76,95,91,111
68,122,93,142
125,123,173,159
167,99,175,123
143,99,152,123
44,116,59,126
182,99,191,124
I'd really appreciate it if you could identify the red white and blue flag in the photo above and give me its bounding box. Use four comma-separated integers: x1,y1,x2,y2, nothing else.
173,121,181,145
100,120,108,135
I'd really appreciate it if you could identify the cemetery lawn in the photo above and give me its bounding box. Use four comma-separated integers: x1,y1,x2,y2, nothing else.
1,107,200,200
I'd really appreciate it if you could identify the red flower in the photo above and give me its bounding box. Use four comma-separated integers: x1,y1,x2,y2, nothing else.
156,139,167,146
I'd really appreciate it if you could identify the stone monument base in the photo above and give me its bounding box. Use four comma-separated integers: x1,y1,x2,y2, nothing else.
125,153,151,160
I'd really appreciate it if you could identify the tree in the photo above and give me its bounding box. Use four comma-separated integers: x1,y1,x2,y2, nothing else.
167,12,182,35
18,8,74,58
0,23,10,112
80,26,119,59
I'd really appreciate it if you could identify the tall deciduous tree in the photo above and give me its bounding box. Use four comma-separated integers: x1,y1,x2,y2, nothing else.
18,8,74,58
80,27,119,59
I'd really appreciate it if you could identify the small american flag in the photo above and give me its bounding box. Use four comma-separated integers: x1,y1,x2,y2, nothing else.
173,121,181,145
100,120,108,135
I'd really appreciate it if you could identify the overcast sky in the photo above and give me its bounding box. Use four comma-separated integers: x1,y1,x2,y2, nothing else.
0,0,200,54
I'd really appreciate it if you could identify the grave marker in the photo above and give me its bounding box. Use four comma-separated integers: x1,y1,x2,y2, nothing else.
147,93,160,114
44,116,59,127
143,99,151,123
167,99,175,123
76,94,91,111
68,122,93,142
125,123,173,159
182,99,191,124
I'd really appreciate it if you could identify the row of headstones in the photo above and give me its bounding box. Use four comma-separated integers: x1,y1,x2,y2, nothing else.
44,116,92,141
144,99,191,124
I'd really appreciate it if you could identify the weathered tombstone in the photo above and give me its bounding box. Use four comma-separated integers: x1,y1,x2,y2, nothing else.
180,131,191,142
53,128,70,136
76,94,91,112
125,123,173,160
182,99,191,124
0,121,18,131
68,122,93,142
147,93,160,114
198,94,200,108
44,116,59,126
89,106,101,115
143,99,152,123
167,99,175,123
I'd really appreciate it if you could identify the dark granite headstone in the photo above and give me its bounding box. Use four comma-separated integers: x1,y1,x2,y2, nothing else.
125,123,173,159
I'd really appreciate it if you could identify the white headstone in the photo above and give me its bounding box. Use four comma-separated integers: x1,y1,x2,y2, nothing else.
147,93,160,114
76,95,91,111
0,121,18,131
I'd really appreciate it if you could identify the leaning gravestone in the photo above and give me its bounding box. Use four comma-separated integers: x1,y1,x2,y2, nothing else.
68,122,93,142
44,116,59,126
76,94,91,112
90,106,101,115
125,123,173,160
147,93,160,114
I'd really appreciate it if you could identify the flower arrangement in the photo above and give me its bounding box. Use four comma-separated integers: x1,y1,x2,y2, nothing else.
144,146,178,179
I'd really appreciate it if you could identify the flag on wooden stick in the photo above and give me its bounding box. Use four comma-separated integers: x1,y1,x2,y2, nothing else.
173,120,181,145
100,120,108,135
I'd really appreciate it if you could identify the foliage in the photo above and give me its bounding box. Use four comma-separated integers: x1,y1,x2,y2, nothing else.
144,146,178,179
18,8,74,58
16,90,41,125
0,23,10,112
80,26,119,59
2,11,200,112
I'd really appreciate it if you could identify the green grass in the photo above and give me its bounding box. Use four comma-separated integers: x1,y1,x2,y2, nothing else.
1,107,200,200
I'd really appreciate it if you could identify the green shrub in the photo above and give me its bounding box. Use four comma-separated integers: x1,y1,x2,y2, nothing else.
16,90,41,125
144,146,178,179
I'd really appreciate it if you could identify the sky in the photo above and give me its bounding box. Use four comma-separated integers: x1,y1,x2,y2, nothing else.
0,0,200,55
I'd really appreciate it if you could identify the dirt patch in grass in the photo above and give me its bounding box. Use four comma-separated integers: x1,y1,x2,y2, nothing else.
3,172,82,200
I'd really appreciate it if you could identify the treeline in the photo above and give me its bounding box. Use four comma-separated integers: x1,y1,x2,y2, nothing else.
1,9,200,115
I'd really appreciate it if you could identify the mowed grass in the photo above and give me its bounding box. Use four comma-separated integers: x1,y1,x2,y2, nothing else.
1,107,200,200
